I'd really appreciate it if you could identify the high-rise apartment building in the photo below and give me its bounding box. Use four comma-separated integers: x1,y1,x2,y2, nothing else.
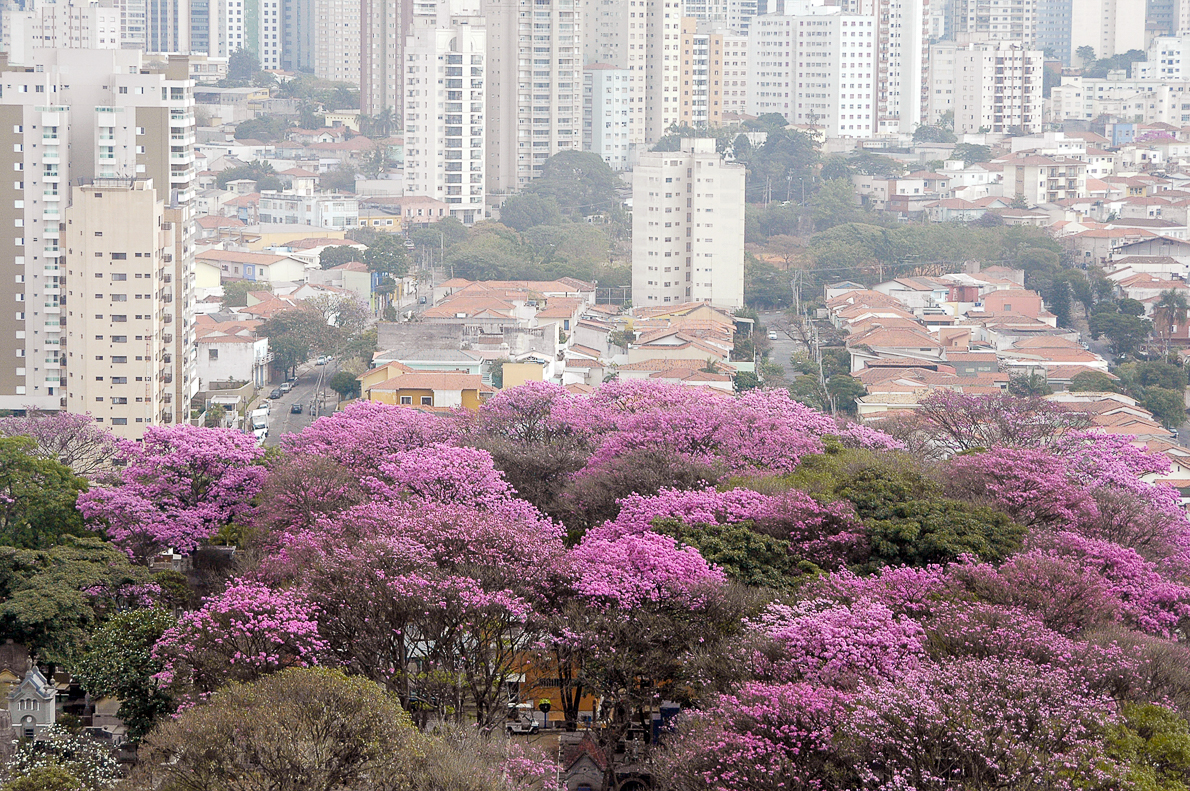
720,31,747,117
259,0,280,68
1070,0,1144,61
65,181,190,438
583,63,632,169
281,0,314,72
0,49,195,426
360,0,411,117
930,40,1043,133
102,0,148,49
484,0,582,193
314,0,360,85
684,0,758,32
747,3,878,137
631,138,745,310
403,0,486,224
946,0,1037,45
1134,33,1190,79
835,0,929,134
584,0,683,149
4,2,120,62
679,18,712,125
1036,0,1071,63
146,0,187,52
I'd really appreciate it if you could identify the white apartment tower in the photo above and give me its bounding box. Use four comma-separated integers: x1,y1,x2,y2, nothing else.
103,0,148,49
584,0,683,149
1070,0,1145,61
260,0,281,69
484,0,582,193
721,31,747,117
632,138,745,310
946,0,1037,45
313,0,361,85
931,41,1043,134
835,0,929,134
584,63,632,170
747,4,877,137
685,0,758,32
403,0,486,224
4,3,120,63
0,49,195,425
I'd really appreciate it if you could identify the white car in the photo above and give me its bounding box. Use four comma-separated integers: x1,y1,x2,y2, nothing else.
767,331,779,340
505,715,539,736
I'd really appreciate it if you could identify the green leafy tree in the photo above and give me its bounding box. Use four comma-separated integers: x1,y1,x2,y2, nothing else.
812,179,862,231
409,217,469,252
655,518,802,589
361,234,409,276
952,143,993,166
0,537,158,663
744,256,793,310
912,125,957,143
72,608,177,742
0,437,87,549
1069,370,1120,393
1107,703,1190,791
848,153,906,178
215,162,283,192
741,128,818,205
1142,387,1187,429
733,371,762,391
328,371,361,400
827,374,867,415
1153,289,1189,356
1076,45,1096,64
221,280,257,307
318,245,363,270
499,193,563,231
203,404,227,429
1007,372,1053,397
233,116,292,144
1117,361,1187,391
1119,298,1147,316
225,49,260,85
2,766,83,791
322,163,357,193
1089,312,1152,357
527,151,621,217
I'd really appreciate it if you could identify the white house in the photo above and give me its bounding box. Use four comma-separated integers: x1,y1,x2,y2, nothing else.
9,667,54,740
196,318,270,389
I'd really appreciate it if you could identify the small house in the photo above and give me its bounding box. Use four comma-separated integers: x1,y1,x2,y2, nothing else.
8,667,55,740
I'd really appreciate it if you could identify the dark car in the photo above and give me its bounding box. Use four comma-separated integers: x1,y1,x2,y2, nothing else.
269,388,282,399
291,403,303,414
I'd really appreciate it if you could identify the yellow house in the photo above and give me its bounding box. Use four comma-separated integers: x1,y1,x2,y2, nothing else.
368,371,493,410
501,362,545,389
358,209,402,232
358,360,415,399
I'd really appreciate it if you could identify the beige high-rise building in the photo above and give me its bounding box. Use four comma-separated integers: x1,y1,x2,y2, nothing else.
314,0,361,86
1071,0,1145,60
631,138,745,310
361,0,412,118
3,2,120,63
484,0,582,193
584,0,683,150
835,0,930,134
0,48,195,429
65,182,177,439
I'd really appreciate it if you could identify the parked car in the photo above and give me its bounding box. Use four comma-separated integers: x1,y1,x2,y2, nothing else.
315,356,328,366
419,296,427,304
505,714,539,736
268,388,282,399
291,403,303,414
768,331,779,340
280,382,293,393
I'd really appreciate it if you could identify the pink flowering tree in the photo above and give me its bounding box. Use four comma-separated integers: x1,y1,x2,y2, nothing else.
281,399,459,473
655,682,845,791
76,425,266,562
151,579,326,697
746,599,926,688
0,409,119,479
839,659,1123,790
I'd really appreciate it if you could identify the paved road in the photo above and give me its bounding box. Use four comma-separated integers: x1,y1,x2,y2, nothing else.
758,310,807,381
259,360,342,447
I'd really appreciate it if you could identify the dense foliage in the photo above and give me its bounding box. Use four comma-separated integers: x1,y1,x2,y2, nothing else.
2,383,1190,789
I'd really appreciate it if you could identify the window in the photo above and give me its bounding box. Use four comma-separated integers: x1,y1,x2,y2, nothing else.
111,377,127,384
400,396,413,405
112,397,127,404
111,418,127,425
111,273,126,281
111,315,126,322
111,335,126,343
112,356,126,363
208,349,218,360
94,231,102,237
111,252,126,260
421,396,433,406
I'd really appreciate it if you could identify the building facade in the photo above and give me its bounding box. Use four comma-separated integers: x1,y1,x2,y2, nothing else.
747,3,878,137
631,138,745,310
403,0,487,224
4,2,119,63
360,0,411,118
931,40,1043,133
484,0,582,193
0,49,195,422
583,63,632,170
946,0,1037,45
314,0,361,85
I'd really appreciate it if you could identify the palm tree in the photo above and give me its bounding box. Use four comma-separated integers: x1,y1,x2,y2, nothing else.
374,107,395,138
1153,288,1189,357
